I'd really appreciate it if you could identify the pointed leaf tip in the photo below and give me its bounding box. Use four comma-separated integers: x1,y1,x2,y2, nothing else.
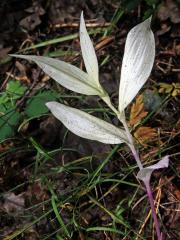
118,17,155,113
46,101,128,144
144,16,152,25
148,15,152,22
80,11,101,89
80,11,84,19
137,156,169,183
46,102,54,109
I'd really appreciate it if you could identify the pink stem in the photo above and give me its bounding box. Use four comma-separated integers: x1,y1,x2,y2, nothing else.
121,116,162,239
144,181,162,240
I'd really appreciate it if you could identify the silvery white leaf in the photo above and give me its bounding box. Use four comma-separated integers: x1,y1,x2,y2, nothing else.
46,101,128,144
80,12,100,88
137,156,169,183
10,54,101,96
118,17,155,112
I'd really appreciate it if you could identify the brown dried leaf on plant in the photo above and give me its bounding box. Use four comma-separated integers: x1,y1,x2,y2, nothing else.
129,95,148,126
129,95,157,145
134,126,157,146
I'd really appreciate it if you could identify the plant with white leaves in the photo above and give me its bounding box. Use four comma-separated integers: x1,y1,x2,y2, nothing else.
10,12,169,240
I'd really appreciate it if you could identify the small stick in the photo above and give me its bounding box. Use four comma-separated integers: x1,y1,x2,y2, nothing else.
51,22,111,29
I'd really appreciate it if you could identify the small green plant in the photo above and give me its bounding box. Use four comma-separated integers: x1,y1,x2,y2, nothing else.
0,79,58,141
0,80,26,140
25,90,57,118
11,12,169,239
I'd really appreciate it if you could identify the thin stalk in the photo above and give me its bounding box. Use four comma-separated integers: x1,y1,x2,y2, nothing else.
122,117,162,240
102,96,162,239
144,181,162,240
102,96,142,169
120,116,143,170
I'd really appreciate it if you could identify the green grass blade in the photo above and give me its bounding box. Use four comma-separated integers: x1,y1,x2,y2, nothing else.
86,226,124,235
19,29,105,52
89,145,120,184
51,196,71,238
88,195,129,228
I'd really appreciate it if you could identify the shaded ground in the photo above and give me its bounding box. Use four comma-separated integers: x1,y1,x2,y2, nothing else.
0,0,179,239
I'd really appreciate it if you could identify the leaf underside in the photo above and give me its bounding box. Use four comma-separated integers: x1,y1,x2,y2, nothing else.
46,101,128,144
137,156,169,183
119,17,155,112
80,12,100,88
10,54,101,96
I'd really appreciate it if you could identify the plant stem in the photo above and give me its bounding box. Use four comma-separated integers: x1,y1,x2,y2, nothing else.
120,116,143,170
121,117,162,240
102,95,143,169
144,181,162,240
101,96,162,239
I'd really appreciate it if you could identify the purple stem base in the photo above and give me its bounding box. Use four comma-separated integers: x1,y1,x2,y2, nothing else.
144,181,162,240
117,113,163,240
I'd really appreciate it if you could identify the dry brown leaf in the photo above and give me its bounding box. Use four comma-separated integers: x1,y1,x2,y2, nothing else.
175,189,180,201
129,95,148,126
134,126,157,145
2,192,25,213
6,72,30,84
26,182,49,203
157,0,180,24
